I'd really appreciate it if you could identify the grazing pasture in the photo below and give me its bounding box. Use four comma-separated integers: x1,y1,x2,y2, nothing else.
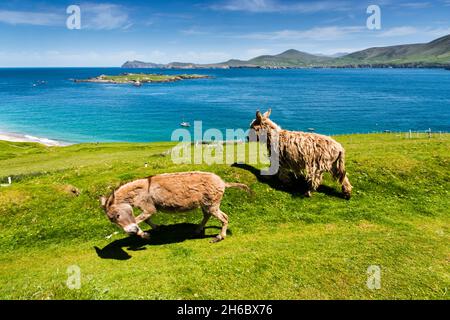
0,134,448,299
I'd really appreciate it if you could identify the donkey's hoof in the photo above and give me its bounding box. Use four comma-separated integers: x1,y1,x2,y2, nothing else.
210,236,223,243
140,232,151,240
304,191,312,198
343,193,352,200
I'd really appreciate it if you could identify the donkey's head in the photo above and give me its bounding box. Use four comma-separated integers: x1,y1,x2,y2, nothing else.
100,194,142,237
249,109,281,141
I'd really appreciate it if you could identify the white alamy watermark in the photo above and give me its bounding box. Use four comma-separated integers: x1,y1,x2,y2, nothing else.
170,122,279,175
66,265,81,290
0,176,12,187
367,5,382,30
66,5,81,30
367,265,381,290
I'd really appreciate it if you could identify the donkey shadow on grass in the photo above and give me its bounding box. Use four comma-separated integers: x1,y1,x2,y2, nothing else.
231,163,344,199
95,223,229,260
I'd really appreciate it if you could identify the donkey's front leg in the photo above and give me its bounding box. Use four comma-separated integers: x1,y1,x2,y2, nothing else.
135,204,157,239
135,211,152,225
135,203,157,225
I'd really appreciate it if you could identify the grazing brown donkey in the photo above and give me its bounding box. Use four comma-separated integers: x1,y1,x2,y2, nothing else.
101,172,250,242
250,109,353,199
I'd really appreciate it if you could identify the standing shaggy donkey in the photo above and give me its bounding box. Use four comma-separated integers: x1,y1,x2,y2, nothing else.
250,109,353,199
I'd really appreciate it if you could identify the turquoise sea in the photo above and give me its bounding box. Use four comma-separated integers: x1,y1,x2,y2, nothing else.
0,68,449,143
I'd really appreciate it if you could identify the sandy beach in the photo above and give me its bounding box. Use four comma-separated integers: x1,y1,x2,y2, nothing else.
0,131,68,146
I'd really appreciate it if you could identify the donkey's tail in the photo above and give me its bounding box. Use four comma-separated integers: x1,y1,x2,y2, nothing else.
225,182,252,194
335,151,347,184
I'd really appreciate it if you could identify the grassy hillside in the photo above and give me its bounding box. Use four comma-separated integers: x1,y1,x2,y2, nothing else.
334,35,450,66
246,49,333,67
122,35,450,69
0,134,449,300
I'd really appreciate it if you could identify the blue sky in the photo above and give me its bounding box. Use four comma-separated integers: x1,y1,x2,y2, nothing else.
0,0,449,66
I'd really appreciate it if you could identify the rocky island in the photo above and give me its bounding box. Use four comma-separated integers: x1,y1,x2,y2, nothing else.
74,73,211,85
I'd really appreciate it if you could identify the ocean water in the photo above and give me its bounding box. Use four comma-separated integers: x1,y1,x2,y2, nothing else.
0,67,449,143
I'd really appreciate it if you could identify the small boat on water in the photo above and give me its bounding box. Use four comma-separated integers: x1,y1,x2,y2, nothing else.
133,81,142,87
180,115,191,127
32,80,47,87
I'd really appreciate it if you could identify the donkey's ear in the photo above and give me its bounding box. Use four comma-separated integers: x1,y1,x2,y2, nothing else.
263,108,272,118
100,196,107,208
256,110,263,121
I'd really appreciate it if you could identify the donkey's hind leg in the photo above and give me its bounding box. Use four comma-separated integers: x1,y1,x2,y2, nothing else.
331,161,353,199
206,205,229,243
195,208,211,234
341,175,353,199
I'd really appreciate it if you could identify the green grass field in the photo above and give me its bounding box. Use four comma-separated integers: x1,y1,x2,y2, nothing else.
0,133,448,300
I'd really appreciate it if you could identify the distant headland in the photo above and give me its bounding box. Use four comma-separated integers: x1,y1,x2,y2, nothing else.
122,34,450,69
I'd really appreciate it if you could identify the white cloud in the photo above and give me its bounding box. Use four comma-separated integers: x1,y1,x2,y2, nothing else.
376,26,450,38
180,27,210,35
376,26,418,37
0,50,148,67
211,0,278,12
424,27,450,37
240,26,365,41
245,48,271,57
0,10,64,26
170,51,232,63
0,4,132,30
152,13,193,20
210,0,351,13
141,50,168,62
81,3,131,30
0,49,236,67
123,50,231,64
398,2,431,9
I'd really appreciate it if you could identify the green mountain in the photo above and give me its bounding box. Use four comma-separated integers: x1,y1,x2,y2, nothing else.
122,35,450,69
218,49,334,67
247,49,333,67
334,34,450,66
